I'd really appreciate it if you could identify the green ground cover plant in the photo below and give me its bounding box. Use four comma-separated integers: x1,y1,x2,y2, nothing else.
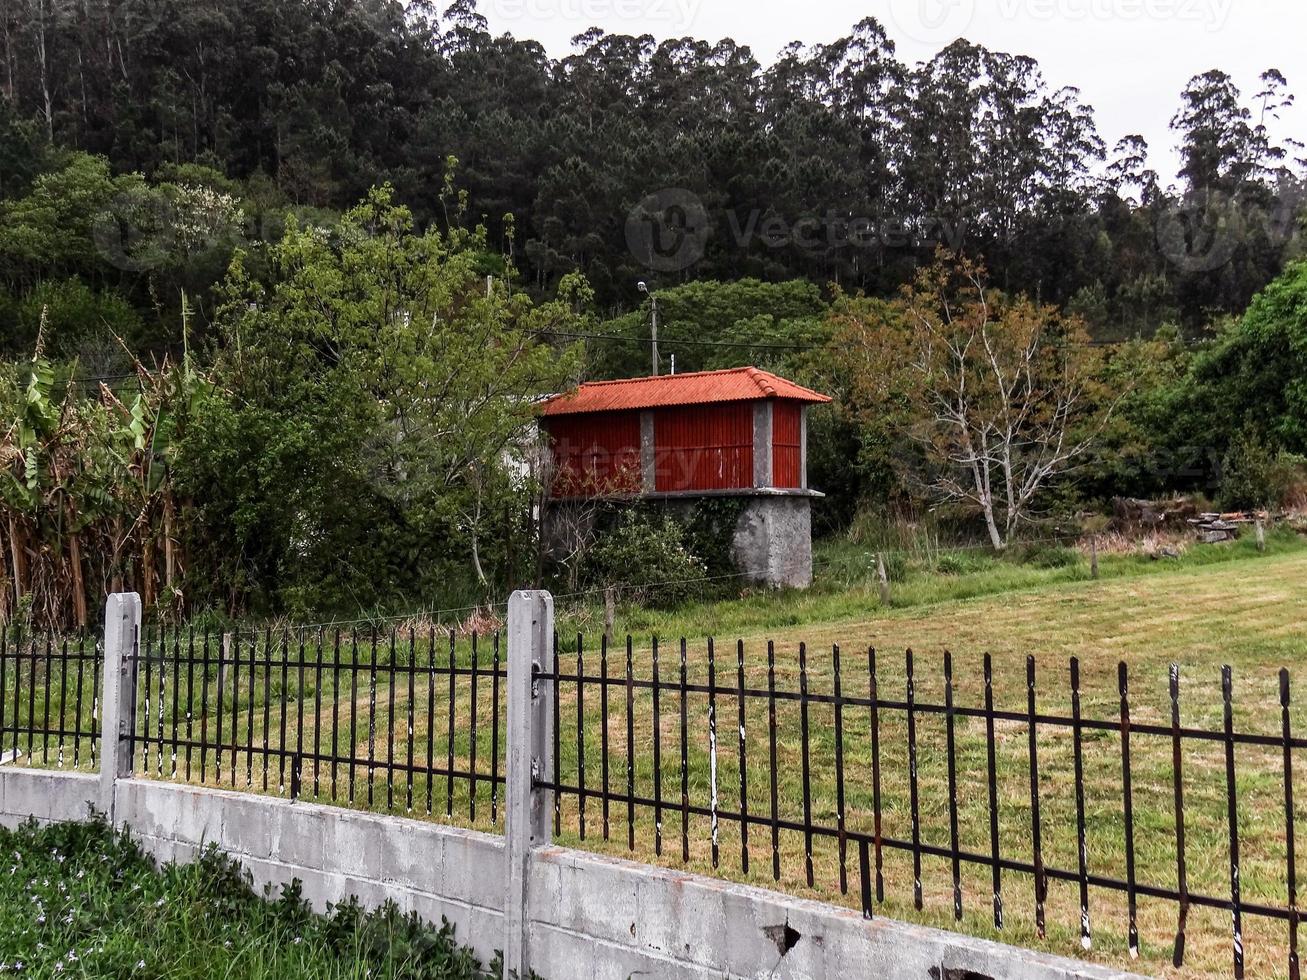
0,817,504,979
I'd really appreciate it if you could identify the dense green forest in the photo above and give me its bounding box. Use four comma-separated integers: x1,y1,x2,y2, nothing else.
1,0,1303,348
1,0,1305,626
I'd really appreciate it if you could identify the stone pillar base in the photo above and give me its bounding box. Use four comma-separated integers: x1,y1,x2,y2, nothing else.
731,495,813,589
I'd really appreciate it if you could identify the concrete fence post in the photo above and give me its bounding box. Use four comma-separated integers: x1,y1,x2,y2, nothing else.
99,592,141,822
504,590,554,980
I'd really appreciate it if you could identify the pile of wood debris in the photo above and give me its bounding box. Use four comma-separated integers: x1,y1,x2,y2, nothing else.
1113,497,1268,543
1187,511,1268,543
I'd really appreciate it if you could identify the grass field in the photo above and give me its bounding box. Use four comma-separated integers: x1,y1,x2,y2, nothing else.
6,532,1307,978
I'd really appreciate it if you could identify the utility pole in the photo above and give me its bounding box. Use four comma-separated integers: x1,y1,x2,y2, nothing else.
639,281,659,376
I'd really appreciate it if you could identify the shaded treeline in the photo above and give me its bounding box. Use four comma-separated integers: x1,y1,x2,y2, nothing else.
0,0,1302,350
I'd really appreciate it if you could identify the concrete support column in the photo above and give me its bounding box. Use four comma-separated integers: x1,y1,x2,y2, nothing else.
753,401,774,489
639,410,656,493
800,406,809,491
99,592,141,821
505,590,555,980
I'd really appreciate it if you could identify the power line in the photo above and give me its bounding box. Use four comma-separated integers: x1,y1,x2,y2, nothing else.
68,373,141,384
534,329,819,352
534,328,1197,354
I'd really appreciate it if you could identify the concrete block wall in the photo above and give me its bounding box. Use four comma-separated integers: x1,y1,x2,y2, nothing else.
0,766,1140,980
525,845,1140,980
117,779,508,968
0,768,98,828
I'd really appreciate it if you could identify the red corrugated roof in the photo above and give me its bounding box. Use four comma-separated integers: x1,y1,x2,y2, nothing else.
540,367,831,416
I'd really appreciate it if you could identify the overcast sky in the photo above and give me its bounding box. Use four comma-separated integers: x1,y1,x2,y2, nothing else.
479,0,1307,181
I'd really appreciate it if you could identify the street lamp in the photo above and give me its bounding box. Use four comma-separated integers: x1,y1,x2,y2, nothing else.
638,281,659,377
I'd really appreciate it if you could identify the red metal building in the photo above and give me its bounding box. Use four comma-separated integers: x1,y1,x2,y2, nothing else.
539,367,830,498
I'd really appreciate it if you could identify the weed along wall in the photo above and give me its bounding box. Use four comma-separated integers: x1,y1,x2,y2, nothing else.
0,593,1138,980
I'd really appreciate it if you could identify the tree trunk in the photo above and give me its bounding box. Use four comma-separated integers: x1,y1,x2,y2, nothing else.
468,479,489,591
1,5,15,103
140,515,155,611
7,515,26,607
34,0,54,141
163,489,176,595
110,514,124,594
68,530,87,629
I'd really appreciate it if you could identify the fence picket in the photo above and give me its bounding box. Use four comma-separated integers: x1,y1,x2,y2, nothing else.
1121,661,1138,960
833,643,848,896
767,639,780,882
599,633,609,841
870,646,884,905
1171,663,1189,967
652,636,663,857
799,642,813,889
984,653,1002,930
944,650,961,922
1282,668,1300,980
1224,665,1244,978
468,632,478,821
626,636,636,853
906,648,922,911
1028,656,1046,940
736,639,748,875
576,633,586,841
1071,657,1091,951
708,637,719,870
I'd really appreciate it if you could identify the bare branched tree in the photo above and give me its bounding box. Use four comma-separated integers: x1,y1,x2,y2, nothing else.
839,253,1119,549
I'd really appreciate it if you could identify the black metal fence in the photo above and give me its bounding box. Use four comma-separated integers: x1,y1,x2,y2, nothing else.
5,619,1304,977
537,636,1303,980
0,631,101,770
126,627,508,826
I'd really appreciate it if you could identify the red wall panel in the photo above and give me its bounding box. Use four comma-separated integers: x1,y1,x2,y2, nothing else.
544,413,642,497
772,403,802,489
654,403,754,492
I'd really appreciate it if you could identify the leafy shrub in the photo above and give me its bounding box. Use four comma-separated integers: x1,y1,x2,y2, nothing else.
681,497,747,576
1218,428,1306,510
0,816,507,979
589,511,707,608
0,278,144,360
934,551,992,575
